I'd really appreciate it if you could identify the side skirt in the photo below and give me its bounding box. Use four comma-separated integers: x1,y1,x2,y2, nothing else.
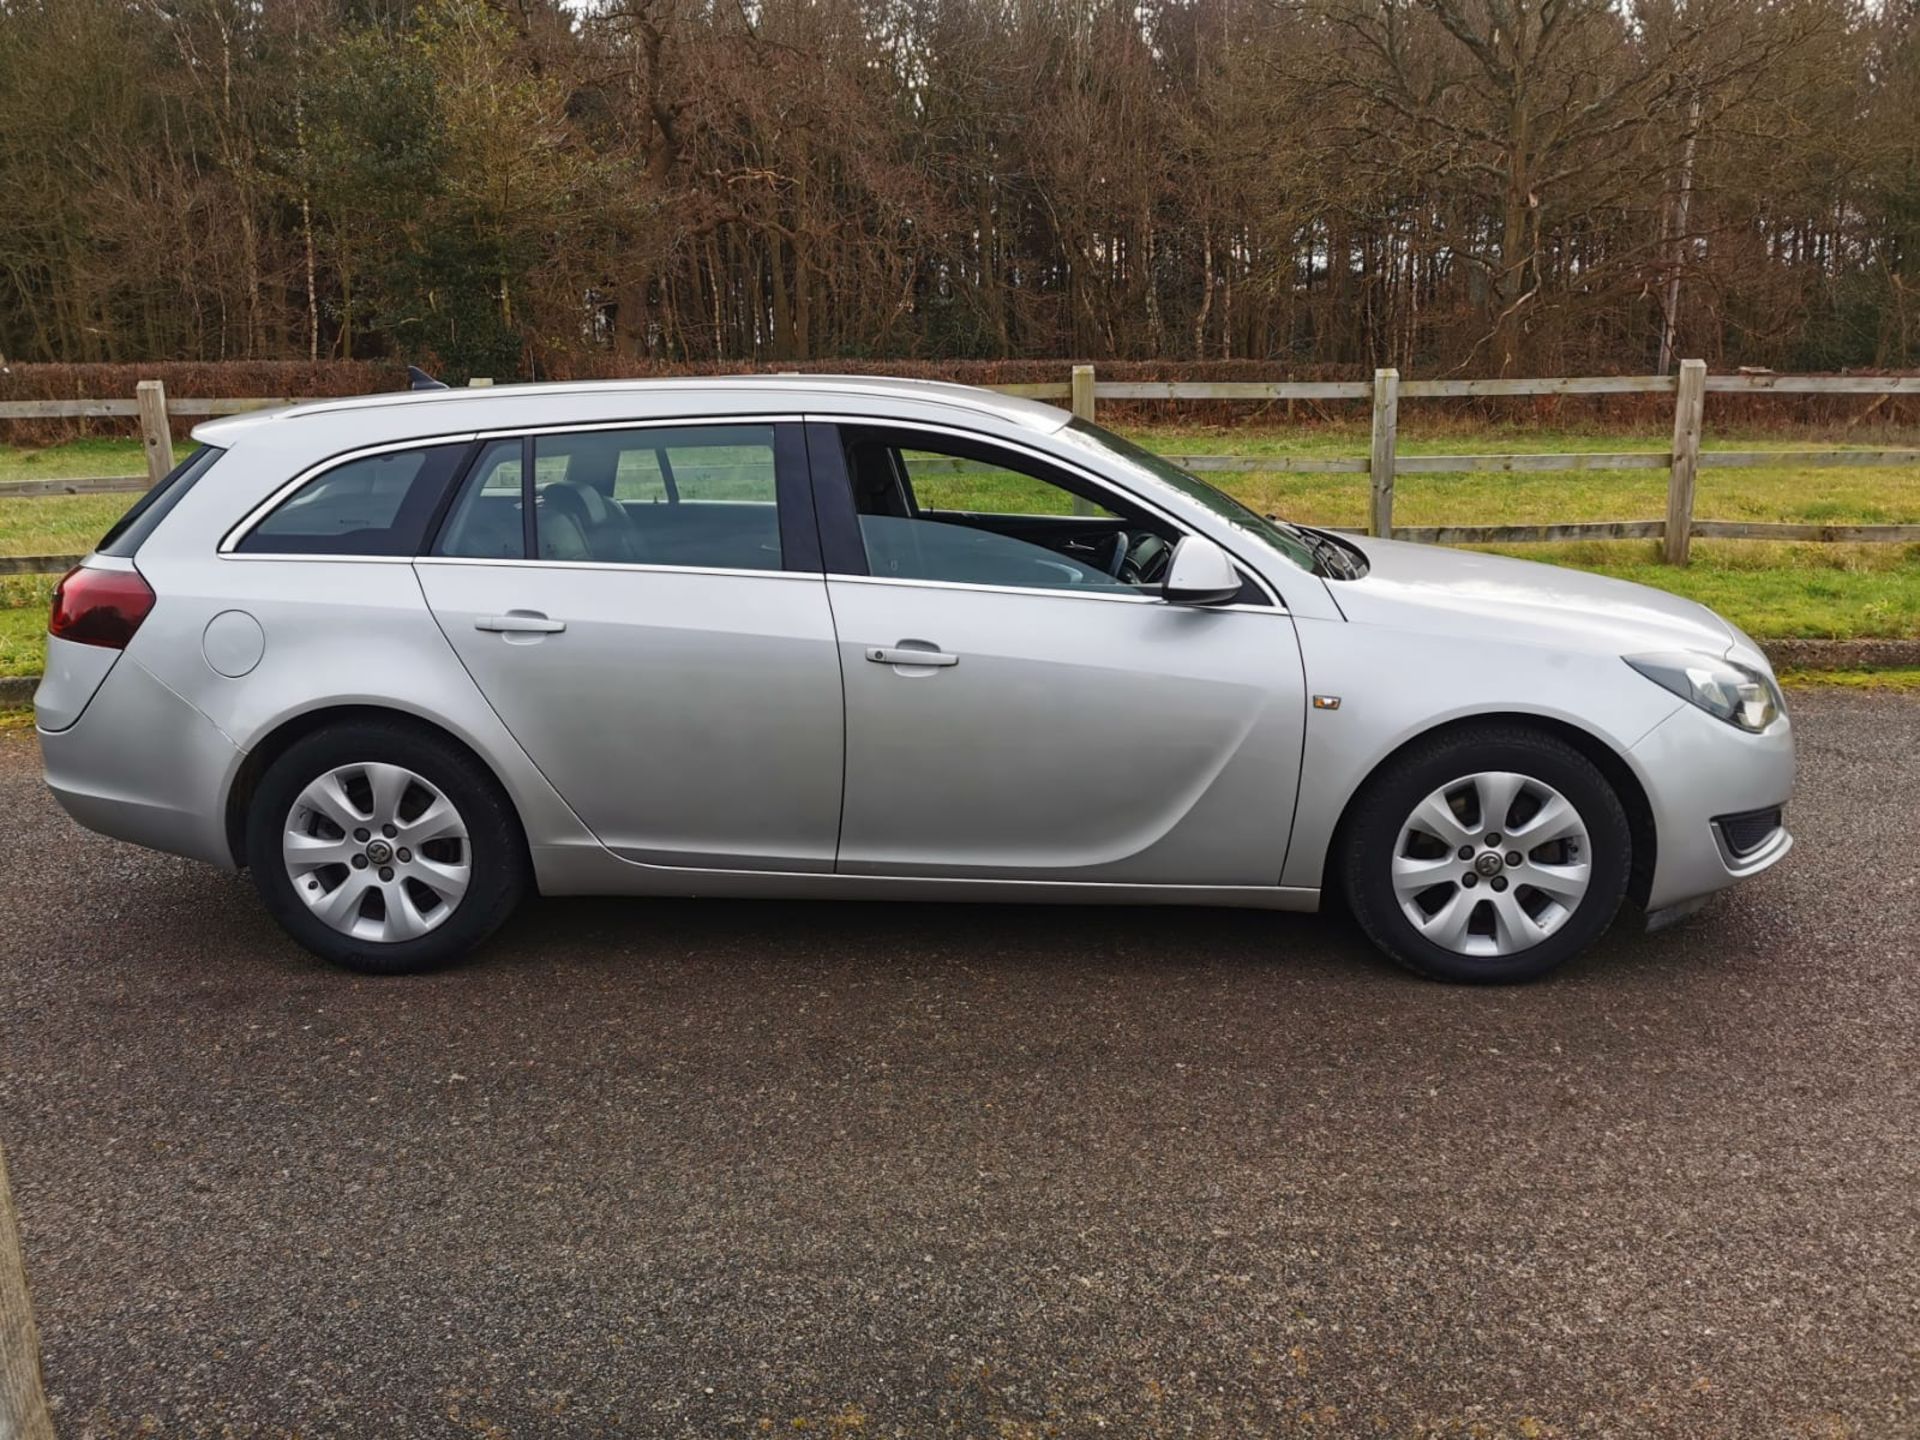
530,843,1320,912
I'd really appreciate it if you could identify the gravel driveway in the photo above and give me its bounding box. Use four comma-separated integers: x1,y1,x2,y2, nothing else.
1,690,1915,1438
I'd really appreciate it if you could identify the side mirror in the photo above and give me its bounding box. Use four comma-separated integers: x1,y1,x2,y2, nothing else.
1162,535,1242,606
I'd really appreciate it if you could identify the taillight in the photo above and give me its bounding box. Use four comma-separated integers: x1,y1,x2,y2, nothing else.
48,565,156,649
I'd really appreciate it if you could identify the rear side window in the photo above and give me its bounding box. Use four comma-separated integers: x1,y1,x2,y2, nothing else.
236,444,469,556
434,438,527,559
432,425,791,571
533,425,782,570
97,446,225,557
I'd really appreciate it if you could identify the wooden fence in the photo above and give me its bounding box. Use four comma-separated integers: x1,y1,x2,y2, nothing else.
3,364,1919,581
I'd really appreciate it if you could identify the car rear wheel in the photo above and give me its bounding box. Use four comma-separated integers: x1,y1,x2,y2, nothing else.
1339,725,1632,983
246,720,528,974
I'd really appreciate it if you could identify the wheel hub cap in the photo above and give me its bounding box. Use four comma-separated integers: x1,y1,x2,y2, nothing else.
282,762,471,944
1391,770,1592,958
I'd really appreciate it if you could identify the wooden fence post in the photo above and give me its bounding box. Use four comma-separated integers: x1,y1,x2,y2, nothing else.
1664,358,1707,565
1070,363,1096,424
1369,368,1400,537
0,1143,54,1440
135,379,174,488
1069,364,1097,514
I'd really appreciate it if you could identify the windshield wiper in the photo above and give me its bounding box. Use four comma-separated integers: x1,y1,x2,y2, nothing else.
1274,526,1367,579
1281,521,1365,580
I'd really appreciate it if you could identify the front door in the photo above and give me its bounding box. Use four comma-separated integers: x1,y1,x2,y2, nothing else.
812,422,1307,885
416,420,845,872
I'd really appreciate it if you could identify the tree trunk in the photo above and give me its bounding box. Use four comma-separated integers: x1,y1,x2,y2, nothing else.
1659,88,1703,373
1193,223,1214,358
1496,130,1534,375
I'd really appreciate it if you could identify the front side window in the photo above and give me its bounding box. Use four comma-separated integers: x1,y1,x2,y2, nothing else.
837,427,1177,594
238,444,468,556
1057,418,1319,574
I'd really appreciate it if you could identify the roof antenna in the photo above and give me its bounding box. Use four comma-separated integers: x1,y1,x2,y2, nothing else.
406,365,450,391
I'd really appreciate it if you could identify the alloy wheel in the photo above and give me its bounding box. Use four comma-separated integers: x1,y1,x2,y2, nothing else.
282,762,471,944
1391,770,1592,957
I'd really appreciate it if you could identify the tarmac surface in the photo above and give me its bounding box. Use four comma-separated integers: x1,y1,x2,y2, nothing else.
1,689,1915,1437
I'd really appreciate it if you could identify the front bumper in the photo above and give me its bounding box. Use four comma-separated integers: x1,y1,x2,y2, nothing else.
1631,700,1795,912
38,654,243,869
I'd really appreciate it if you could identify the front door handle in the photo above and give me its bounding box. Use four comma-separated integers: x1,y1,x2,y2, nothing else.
866,644,958,668
476,612,566,634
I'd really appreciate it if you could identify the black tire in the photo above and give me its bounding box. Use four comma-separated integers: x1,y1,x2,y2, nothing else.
1338,724,1631,983
246,719,529,974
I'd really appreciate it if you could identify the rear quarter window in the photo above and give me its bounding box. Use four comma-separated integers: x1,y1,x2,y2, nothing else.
97,446,226,557
235,443,471,556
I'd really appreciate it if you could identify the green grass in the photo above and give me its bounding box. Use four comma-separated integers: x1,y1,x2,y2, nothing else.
1478,540,1920,638
1779,665,1920,690
1149,422,1920,529
0,436,149,482
0,603,51,678
2,426,1917,680
0,440,154,562
0,495,135,557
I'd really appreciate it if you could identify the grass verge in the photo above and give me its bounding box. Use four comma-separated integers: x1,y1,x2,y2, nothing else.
0,437,152,482
0,601,53,678
1778,665,1920,691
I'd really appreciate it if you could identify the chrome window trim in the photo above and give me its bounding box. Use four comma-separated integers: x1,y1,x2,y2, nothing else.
413,555,817,583
219,553,418,566
218,432,480,556
219,414,800,558
824,572,1287,615
217,410,1284,610
803,412,1284,610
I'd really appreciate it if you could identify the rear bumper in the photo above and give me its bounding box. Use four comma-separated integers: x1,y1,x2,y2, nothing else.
1631,702,1795,911
39,655,242,869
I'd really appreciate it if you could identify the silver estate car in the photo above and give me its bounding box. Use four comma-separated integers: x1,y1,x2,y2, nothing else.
36,377,1794,982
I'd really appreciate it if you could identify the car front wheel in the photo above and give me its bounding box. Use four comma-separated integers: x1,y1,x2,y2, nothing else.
246,720,528,974
1339,725,1632,983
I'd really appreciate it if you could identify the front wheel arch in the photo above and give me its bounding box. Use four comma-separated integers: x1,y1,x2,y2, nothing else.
1321,712,1657,910
225,704,531,873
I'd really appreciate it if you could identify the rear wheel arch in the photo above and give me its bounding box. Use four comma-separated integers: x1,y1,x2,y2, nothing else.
1322,712,1657,909
225,704,530,870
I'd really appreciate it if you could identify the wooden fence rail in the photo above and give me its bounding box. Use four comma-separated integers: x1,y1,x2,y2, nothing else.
2,367,1918,574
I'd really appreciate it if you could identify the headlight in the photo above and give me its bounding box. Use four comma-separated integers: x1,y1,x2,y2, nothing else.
1624,652,1782,733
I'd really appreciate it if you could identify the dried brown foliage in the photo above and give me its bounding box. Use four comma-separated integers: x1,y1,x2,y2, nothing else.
0,0,1915,379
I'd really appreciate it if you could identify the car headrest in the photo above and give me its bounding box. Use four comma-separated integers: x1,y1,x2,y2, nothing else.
545,481,610,528
558,440,622,497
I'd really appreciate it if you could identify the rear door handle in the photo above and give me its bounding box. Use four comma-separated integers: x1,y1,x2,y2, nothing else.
866,644,958,668
476,612,566,634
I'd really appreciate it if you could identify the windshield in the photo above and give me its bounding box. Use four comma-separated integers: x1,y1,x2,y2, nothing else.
1055,418,1320,573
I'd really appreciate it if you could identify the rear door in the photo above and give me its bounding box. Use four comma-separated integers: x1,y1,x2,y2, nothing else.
415,419,846,872
811,421,1307,886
